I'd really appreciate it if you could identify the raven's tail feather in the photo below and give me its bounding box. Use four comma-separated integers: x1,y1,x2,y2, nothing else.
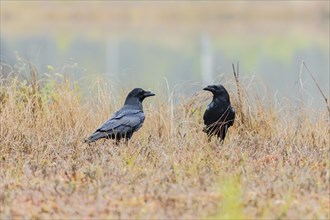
84,131,105,144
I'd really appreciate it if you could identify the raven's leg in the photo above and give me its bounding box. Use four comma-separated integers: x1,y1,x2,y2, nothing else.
115,139,120,146
123,132,132,146
203,126,212,143
213,126,224,145
215,134,224,145
114,133,122,146
216,126,227,145
207,135,212,142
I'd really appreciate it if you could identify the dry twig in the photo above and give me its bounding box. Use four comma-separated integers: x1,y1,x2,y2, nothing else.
302,61,330,117
232,62,244,124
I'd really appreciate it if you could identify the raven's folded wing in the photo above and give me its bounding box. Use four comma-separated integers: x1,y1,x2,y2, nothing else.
85,109,145,143
96,109,145,133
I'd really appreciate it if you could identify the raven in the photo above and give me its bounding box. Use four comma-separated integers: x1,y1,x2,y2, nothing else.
203,84,235,141
85,88,155,143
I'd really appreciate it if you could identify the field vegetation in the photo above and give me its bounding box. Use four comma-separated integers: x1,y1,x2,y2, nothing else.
0,60,329,219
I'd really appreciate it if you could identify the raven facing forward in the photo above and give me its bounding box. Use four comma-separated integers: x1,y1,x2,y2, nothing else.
85,88,155,143
203,84,235,141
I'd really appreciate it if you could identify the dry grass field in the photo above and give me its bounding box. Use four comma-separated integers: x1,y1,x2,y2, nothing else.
0,61,329,219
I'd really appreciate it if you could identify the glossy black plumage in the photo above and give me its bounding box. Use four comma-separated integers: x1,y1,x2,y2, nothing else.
203,84,235,141
86,88,155,143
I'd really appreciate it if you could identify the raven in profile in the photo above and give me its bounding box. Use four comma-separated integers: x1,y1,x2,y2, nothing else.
85,88,155,143
203,84,235,141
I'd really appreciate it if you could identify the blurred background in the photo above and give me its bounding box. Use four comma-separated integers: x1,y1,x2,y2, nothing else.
1,1,329,107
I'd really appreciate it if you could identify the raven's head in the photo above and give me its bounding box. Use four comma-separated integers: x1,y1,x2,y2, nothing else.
126,88,155,104
203,84,230,100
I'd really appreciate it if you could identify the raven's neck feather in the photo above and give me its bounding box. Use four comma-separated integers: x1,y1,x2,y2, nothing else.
124,98,143,109
213,95,230,105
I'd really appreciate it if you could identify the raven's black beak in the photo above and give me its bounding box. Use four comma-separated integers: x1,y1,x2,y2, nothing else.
143,91,155,97
203,85,215,92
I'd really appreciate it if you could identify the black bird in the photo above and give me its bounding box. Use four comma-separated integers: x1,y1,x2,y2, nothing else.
85,88,155,143
203,84,235,141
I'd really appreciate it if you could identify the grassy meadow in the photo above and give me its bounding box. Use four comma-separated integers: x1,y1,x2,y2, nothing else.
0,61,329,219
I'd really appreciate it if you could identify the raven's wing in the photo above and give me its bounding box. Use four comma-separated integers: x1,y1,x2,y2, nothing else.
96,108,144,132
203,100,227,126
86,108,145,143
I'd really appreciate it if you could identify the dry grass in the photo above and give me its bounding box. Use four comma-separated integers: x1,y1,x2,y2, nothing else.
0,63,329,219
